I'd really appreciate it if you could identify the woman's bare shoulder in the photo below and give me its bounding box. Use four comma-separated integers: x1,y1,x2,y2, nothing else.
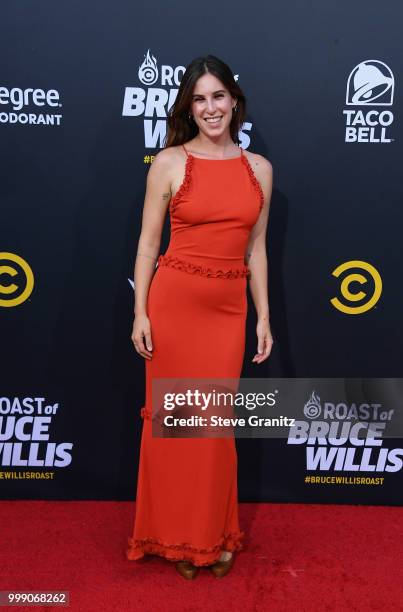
242,148,273,174
147,146,183,186
153,145,184,166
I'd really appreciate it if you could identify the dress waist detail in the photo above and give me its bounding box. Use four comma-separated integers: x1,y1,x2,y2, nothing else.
157,254,250,279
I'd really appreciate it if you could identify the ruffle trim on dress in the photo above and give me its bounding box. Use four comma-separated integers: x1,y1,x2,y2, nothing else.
126,530,245,567
240,153,264,212
157,254,251,279
169,153,194,213
140,405,151,420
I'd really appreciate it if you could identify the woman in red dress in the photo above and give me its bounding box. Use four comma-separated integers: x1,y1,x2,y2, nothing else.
127,54,273,579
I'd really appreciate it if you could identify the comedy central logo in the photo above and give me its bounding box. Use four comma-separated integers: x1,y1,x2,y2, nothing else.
343,60,395,143
0,252,34,307
330,260,382,315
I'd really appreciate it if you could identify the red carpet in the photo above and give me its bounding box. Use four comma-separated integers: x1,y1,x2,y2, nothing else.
0,501,402,611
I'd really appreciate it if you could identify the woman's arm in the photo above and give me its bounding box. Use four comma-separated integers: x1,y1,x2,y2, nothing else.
245,156,273,364
132,149,173,359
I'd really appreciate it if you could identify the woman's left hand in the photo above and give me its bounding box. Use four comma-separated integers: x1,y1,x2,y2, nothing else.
252,318,274,364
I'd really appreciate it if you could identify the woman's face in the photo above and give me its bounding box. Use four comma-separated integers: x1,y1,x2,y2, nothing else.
190,73,236,137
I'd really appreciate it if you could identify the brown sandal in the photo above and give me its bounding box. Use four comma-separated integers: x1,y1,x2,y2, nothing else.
175,560,199,579
210,553,234,578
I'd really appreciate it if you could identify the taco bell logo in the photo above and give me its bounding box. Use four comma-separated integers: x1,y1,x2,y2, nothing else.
343,60,395,143
346,60,394,105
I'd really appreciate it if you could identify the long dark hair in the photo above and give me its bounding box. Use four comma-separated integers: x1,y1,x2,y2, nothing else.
164,54,246,148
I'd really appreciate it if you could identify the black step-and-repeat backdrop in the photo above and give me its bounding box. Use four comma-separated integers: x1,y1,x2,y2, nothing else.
1,1,403,504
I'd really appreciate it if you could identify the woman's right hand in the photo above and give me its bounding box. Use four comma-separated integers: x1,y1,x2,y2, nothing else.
131,314,153,360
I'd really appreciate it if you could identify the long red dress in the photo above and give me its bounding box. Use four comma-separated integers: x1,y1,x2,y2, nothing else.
127,143,264,566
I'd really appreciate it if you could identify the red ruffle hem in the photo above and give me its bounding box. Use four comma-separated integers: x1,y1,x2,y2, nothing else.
126,531,245,567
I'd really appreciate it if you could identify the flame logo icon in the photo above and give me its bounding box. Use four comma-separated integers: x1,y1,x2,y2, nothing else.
138,49,158,86
303,391,321,419
346,60,394,106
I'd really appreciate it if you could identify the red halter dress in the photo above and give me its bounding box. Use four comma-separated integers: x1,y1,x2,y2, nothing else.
127,143,264,566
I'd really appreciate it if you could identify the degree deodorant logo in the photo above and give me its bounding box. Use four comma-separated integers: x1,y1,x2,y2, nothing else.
0,253,34,307
330,260,382,315
0,86,62,127
343,60,395,143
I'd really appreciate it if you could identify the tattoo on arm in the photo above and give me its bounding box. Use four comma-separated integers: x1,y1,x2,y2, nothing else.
162,192,171,200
